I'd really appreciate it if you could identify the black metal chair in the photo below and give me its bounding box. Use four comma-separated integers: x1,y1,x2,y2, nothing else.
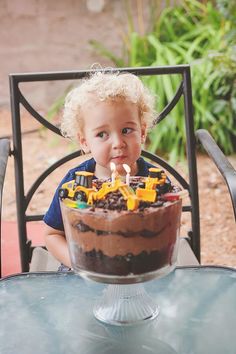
1,65,235,277
0,138,11,276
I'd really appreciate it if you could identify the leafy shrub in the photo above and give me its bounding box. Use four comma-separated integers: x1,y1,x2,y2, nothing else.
90,0,236,160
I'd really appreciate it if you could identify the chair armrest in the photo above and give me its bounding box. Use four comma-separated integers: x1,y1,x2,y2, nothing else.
195,129,236,221
0,138,11,277
0,138,10,209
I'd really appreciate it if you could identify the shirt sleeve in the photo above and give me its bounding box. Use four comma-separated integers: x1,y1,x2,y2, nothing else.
43,172,72,231
43,158,96,231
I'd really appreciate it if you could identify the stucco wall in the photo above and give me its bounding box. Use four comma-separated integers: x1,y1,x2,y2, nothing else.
0,0,152,109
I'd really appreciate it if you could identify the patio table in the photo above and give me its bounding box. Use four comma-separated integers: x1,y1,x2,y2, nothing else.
0,266,235,354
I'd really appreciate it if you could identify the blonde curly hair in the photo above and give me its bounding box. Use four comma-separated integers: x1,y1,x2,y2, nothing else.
60,71,156,140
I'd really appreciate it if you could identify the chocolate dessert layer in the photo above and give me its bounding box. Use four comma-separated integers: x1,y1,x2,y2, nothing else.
65,202,180,257
61,199,182,276
70,247,175,276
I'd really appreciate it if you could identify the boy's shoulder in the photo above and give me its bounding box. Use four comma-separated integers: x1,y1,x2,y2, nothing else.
61,157,96,184
137,157,155,176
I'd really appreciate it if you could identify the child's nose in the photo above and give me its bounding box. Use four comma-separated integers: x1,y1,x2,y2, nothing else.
112,133,126,149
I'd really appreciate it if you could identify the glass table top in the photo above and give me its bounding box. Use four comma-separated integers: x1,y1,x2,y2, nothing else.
0,266,236,354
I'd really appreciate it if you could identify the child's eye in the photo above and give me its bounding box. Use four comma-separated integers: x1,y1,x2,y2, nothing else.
96,131,108,139
122,127,133,135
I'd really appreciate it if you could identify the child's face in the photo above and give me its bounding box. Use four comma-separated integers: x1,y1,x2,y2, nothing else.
78,98,146,178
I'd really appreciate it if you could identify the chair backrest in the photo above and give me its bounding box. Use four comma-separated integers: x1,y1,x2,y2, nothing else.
9,65,200,272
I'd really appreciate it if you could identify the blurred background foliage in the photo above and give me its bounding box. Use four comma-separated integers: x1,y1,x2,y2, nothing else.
49,0,236,162
90,0,236,162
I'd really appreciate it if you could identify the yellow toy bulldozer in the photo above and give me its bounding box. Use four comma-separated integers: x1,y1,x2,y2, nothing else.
135,167,170,202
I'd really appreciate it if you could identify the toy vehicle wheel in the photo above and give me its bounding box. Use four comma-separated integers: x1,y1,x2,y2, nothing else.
58,188,68,199
74,191,87,202
157,181,171,194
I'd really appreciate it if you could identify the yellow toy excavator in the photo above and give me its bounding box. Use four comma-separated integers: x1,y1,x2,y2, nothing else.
88,178,139,211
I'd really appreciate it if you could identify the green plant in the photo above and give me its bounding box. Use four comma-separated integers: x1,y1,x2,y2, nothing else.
46,85,73,122
90,0,236,161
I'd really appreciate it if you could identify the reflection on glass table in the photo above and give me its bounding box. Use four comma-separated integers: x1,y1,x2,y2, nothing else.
0,266,236,354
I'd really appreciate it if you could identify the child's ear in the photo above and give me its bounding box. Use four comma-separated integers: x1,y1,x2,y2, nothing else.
141,124,147,144
78,134,90,154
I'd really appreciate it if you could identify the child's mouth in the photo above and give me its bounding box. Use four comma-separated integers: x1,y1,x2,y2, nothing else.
111,156,127,163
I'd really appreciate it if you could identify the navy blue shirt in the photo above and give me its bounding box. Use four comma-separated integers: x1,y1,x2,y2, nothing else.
43,157,155,231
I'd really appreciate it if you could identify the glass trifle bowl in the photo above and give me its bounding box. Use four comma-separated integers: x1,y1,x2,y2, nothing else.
60,172,183,325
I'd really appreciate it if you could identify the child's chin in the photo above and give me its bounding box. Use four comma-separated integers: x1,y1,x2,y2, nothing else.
115,164,127,174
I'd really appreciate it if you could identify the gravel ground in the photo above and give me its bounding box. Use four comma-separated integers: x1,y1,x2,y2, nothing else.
1,109,236,267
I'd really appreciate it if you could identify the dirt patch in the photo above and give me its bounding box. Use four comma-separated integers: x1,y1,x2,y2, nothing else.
1,108,236,267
